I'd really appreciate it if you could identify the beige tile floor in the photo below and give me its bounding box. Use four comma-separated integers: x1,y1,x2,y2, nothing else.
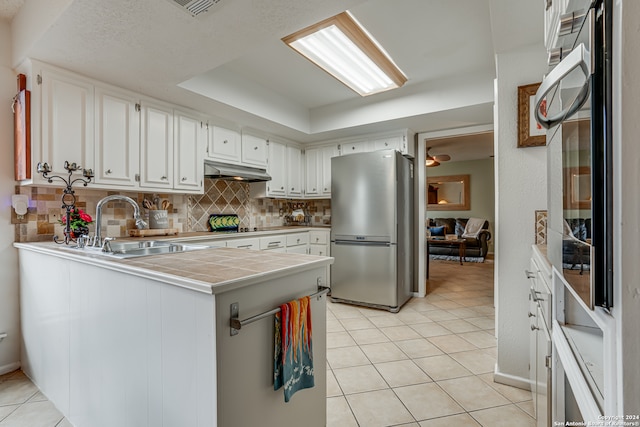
0,257,534,427
326,257,535,427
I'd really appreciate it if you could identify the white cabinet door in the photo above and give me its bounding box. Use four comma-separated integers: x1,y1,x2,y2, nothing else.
340,141,368,155
40,67,94,178
305,148,320,197
320,145,339,196
287,145,303,197
208,126,241,164
94,85,140,187
241,133,268,168
266,141,287,197
371,136,402,152
174,110,205,192
140,100,174,189
286,245,309,255
309,245,329,257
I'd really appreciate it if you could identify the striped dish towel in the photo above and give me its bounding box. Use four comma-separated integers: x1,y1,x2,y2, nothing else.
274,296,314,402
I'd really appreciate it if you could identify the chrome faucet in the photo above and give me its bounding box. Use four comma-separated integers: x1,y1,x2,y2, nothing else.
93,195,148,248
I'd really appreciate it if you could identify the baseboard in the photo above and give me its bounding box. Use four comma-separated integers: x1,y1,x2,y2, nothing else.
0,361,21,376
493,365,532,391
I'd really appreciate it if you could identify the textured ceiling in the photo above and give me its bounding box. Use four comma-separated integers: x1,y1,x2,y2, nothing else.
9,0,544,159
0,0,23,21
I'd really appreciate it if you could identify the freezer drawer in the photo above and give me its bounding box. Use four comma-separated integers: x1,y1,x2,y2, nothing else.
330,241,397,307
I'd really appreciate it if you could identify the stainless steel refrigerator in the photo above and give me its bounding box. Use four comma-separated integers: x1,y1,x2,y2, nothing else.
330,149,413,312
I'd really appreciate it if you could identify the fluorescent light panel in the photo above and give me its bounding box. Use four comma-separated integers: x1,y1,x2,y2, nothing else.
283,12,407,96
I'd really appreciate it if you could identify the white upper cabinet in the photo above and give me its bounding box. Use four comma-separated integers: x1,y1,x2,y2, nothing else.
305,148,320,197
340,140,368,155
371,135,402,152
207,126,241,164
94,85,140,187
174,110,205,192
305,144,339,198
241,132,268,168
286,145,303,197
139,99,174,190
39,66,95,180
266,140,287,197
320,145,339,196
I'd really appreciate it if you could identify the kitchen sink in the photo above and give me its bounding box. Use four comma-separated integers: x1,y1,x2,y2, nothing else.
63,240,208,259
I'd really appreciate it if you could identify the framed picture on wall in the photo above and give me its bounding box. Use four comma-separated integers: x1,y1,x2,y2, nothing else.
517,82,546,148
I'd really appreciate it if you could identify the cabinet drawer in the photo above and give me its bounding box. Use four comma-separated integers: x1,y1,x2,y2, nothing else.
286,233,309,247
226,238,260,250
259,235,285,250
309,230,329,245
309,245,329,257
285,246,309,255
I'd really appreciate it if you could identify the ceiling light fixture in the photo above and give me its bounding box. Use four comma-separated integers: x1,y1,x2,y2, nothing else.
282,11,407,96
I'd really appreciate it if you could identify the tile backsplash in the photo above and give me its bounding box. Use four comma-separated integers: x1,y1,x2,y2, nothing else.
15,178,331,242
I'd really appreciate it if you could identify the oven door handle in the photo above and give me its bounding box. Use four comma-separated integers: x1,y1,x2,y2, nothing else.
534,43,591,130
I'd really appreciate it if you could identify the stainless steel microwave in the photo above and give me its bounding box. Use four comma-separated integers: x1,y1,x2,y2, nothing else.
534,0,613,310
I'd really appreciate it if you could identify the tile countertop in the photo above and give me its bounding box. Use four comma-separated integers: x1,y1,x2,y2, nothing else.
14,242,333,295
140,225,331,243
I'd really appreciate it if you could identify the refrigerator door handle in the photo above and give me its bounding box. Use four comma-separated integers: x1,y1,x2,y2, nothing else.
333,240,391,247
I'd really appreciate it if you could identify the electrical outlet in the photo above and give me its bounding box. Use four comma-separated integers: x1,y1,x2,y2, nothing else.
10,210,28,224
48,208,61,224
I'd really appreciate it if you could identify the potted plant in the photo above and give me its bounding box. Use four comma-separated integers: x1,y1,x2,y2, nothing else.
59,208,93,238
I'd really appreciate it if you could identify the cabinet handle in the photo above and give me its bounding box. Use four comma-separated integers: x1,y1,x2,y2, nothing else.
528,312,536,318
296,238,300,243
384,142,388,146
315,238,319,242
312,188,316,191
352,146,356,150
291,187,294,191
181,177,187,181
161,176,167,180
280,186,284,190
105,169,112,174
324,187,328,191
530,325,539,331
223,139,228,144
525,269,536,279
254,146,259,150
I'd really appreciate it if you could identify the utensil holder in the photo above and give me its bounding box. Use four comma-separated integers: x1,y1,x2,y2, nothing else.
149,210,168,229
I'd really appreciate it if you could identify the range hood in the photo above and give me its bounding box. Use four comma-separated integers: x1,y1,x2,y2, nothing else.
204,160,271,182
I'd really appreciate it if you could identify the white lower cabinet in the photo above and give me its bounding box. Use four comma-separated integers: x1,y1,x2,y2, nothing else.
226,238,260,250
309,230,331,285
286,232,309,254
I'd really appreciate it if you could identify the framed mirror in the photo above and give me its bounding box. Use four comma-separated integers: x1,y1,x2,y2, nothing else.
427,174,470,211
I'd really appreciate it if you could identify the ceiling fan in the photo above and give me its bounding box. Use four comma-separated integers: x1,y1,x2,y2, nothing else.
425,147,451,167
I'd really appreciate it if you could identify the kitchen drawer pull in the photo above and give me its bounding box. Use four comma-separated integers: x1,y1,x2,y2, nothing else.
223,139,228,144
106,169,112,174
528,312,536,318
254,146,258,150
531,325,540,331
181,177,187,181
161,175,167,180
525,269,536,279
237,244,253,249
268,241,281,246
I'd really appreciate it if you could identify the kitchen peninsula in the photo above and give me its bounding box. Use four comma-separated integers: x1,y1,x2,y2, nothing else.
14,241,332,427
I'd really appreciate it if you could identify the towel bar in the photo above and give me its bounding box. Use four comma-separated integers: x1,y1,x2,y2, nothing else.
230,286,330,336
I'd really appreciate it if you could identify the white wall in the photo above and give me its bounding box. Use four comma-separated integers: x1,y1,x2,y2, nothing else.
494,43,547,387
0,19,21,374
616,0,640,414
